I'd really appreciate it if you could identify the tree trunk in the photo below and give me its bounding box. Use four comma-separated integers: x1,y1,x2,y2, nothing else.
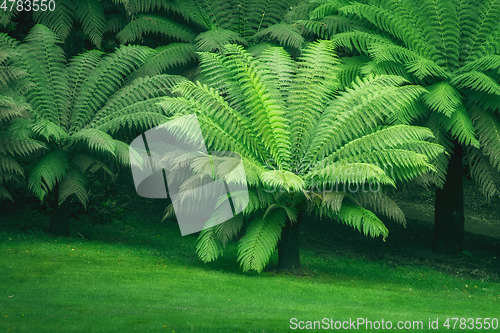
49,191,71,236
434,140,464,254
278,218,301,269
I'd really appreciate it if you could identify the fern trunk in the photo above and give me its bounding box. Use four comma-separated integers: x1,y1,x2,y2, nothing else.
434,141,464,254
278,218,301,270
49,187,71,236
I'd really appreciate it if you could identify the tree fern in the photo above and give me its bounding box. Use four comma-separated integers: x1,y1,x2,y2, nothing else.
113,0,303,80
31,0,107,48
328,0,500,253
0,34,44,200
6,25,181,234
159,42,444,272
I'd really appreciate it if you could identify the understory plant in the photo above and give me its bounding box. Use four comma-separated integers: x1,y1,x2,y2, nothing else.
159,41,445,272
327,0,500,253
6,24,183,235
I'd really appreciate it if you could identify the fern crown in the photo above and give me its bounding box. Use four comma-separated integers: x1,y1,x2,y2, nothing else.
159,41,444,272
329,0,500,199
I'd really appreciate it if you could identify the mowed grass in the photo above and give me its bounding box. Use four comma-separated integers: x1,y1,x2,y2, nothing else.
0,203,499,332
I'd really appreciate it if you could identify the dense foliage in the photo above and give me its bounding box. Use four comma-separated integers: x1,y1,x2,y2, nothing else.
158,41,444,272
1,24,184,234
1,0,499,269
308,0,500,253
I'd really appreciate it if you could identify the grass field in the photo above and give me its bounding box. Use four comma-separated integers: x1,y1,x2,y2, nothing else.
1,195,499,332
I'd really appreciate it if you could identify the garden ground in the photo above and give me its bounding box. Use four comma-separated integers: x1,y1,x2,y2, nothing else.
0,177,499,332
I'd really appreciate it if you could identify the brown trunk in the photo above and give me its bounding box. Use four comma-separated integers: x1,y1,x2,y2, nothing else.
278,218,301,269
49,188,71,236
434,140,464,254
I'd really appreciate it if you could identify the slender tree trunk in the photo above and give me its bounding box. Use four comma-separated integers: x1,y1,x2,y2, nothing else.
434,140,464,254
49,189,71,236
278,218,301,269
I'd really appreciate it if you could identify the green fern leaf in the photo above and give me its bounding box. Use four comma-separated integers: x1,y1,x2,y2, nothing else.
32,0,74,41
117,15,197,44
132,44,198,78
421,82,463,117
468,147,500,199
28,150,69,200
74,0,106,48
253,23,305,49
196,28,247,52
237,210,287,272
58,168,89,207
336,203,389,239
439,105,480,148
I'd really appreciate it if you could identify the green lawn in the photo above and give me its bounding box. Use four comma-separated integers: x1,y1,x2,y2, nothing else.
1,202,499,332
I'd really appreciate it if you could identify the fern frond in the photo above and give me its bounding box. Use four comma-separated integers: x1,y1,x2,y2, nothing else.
28,150,69,200
253,23,305,49
438,105,480,148
303,75,426,164
166,80,267,160
308,191,345,216
132,44,198,78
468,147,500,199
197,227,225,263
105,12,129,33
353,191,406,225
416,0,460,69
451,71,500,95
29,120,69,143
222,44,291,168
472,107,500,171
329,125,440,161
260,170,305,192
68,50,105,100
340,2,429,57
119,0,174,14
237,210,287,272
195,28,247,52
336,203,389,239
0,131,45,157
93,74,183,126
240,0,295,37
95,111,170,135
0,184,12,200
58,168,89,207
309,0,349,20
336,149,433,183
421,82,463,117
0,8,18,28
0,96,28,123
32,0,74,41
20,25,69,126
196,0,238,30
457,55,500,73
256,46,296,99
117,15,197,44
306,162,395,188
369,43,451,80
74,0,106,48
197,215,244,263
72,154,113,175
0,154,23,176
461,0,500,62
70,45,153,132
72,128,117,157
288,40,338,161
336,56,370,88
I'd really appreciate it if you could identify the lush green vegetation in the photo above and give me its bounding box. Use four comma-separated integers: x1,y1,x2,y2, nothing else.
161,41,443,272
1,199,498,332
1,0,500,331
